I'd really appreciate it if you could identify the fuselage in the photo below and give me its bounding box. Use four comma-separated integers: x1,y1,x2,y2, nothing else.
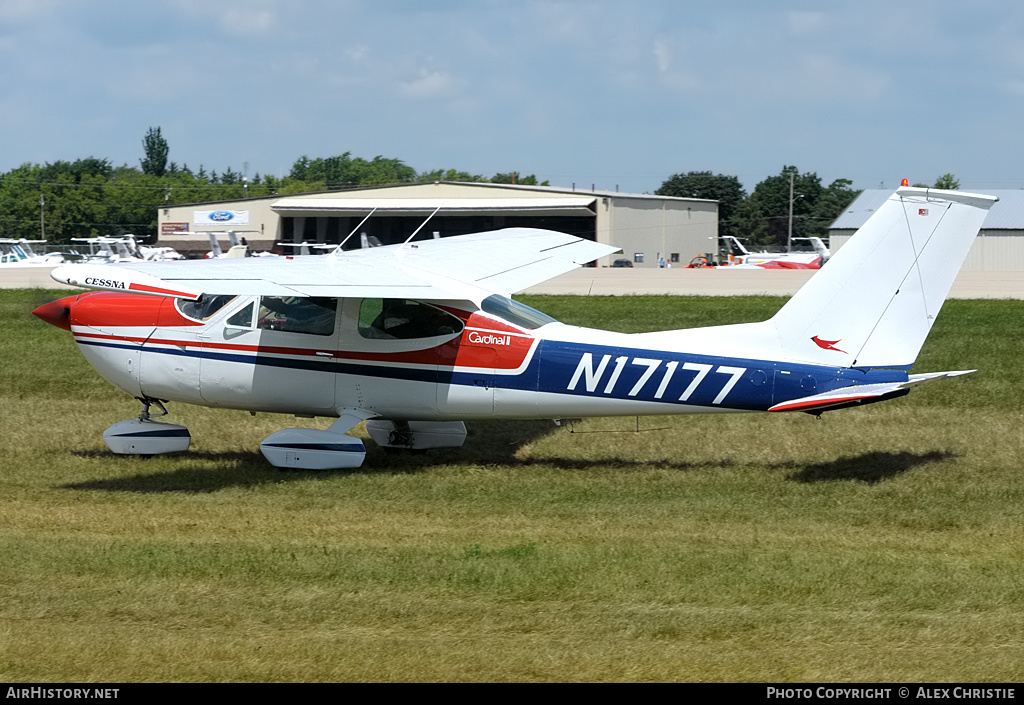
36,290,909,421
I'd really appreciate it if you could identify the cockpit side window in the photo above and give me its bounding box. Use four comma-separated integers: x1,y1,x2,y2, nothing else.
176,294,237,321
256,297,337,336
226,301,255,328
358,298,464,340
480,294,558,329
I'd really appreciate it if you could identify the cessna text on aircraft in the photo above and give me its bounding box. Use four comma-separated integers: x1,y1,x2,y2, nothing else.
83,277,127,290
34,187,995,470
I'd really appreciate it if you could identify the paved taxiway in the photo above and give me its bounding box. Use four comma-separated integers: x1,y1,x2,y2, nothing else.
3,265,1023,299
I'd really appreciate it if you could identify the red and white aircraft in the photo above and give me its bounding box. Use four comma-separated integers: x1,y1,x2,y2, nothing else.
718,235,829,269
34,187,995,469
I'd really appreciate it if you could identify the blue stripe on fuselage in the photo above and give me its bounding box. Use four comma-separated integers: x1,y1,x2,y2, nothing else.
78,336,910,412
524,339,908,411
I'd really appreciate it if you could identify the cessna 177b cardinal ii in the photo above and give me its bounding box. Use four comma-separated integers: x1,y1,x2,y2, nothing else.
33,187,995,470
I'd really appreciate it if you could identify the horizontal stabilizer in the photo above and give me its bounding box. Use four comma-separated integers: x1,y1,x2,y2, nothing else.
769,370,975,413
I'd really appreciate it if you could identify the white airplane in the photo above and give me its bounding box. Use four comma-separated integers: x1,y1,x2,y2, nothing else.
719,235,829,269
276,241,337,256
35,187,994,470
198,230,262,259
69,235,183,263
0,239,83,266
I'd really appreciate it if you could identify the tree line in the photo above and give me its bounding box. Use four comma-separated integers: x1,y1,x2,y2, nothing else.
0,126,957,249
0,127,550,246
656,170,961,249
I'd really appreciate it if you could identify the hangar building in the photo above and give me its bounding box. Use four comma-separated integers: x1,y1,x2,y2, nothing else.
829,189,1024,272
157,181,718,268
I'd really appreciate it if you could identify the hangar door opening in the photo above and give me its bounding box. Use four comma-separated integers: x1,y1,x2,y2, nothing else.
272,197,599,251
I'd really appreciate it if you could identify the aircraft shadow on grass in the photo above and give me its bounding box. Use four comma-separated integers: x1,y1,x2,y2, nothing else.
783,450,959,485
60,421,958,493
60,420,562,494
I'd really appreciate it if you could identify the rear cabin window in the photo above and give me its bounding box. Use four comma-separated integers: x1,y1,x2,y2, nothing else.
176,294,236,321
256,297,337,336
358,299,464,340
480,295,557,330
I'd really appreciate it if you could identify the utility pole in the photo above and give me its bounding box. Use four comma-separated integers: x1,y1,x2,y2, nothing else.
39,193,45,239
786,171,794,253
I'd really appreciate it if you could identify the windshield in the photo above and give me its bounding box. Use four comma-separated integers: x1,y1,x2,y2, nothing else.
176,294,236,321
480,295,558,330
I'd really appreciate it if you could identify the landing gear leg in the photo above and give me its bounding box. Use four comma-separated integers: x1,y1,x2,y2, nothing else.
138,397,169,422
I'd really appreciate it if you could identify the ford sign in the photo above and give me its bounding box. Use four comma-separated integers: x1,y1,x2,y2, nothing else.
209,211,234,222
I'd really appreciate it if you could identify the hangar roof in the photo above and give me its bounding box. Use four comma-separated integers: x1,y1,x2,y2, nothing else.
271,196,598,217
161,181,715,210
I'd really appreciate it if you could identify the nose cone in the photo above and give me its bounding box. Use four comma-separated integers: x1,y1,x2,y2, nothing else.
33,295,76,331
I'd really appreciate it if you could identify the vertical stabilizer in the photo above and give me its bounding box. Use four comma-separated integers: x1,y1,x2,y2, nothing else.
769,187,996,368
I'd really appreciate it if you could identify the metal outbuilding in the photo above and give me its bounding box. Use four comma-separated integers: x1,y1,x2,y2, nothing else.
829,189,1024,271
157,181,718,268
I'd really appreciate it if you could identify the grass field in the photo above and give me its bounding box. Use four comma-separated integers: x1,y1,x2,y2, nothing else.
1,289,1023,682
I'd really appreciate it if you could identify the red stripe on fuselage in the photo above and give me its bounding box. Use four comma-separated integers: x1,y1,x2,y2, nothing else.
72,326,537,370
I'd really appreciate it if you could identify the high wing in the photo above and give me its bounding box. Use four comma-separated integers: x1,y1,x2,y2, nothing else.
51,228,620,302
768,370,974,413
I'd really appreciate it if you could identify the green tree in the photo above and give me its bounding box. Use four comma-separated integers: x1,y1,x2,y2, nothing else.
141,127,169,177
103,167,168,243
0,163,46,240
733,166,859,249
811,178,861,235
289,153,416,189
656,171,746,239
490,172,548,186
37,161,110,244
417,168,488,183
912,174,961,189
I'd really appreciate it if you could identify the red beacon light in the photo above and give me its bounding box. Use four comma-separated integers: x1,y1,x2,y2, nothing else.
901,178,910,187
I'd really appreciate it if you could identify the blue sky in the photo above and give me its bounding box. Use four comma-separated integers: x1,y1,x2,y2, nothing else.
3,0,1024,194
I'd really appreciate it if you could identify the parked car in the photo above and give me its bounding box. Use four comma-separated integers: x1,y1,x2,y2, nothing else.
611,259,633,268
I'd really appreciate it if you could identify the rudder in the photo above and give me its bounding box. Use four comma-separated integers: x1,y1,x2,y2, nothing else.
768,187,997,369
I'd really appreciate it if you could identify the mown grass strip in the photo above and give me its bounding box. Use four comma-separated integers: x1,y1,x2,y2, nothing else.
2,290,1023,682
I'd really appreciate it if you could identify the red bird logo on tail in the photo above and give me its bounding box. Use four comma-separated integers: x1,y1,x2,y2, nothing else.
811,335,847,354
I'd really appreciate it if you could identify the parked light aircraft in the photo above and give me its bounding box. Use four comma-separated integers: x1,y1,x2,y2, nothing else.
0,239,83,266
200,230,264,259
719,235,830,269
33,187,994,469
71,235,184,263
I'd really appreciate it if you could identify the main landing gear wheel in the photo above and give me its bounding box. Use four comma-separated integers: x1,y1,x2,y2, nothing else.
260,412,370,470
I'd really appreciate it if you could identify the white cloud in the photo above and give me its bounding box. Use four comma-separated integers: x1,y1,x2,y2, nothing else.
219,7,275,37
653,39,671,74
399,68,459,100
650,37,699,91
